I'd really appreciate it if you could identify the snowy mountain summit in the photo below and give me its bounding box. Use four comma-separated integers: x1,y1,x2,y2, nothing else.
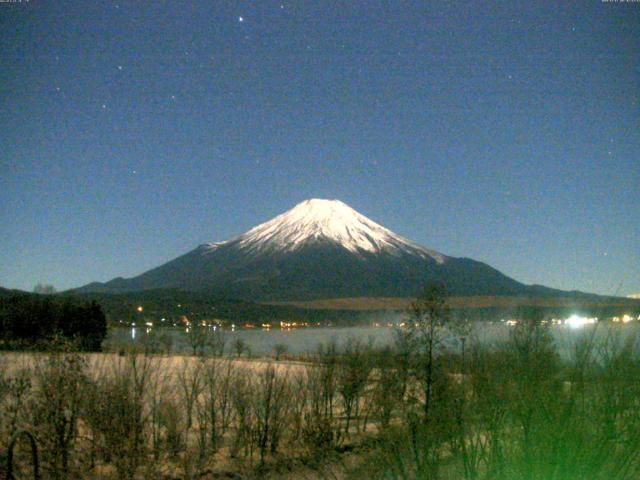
222,199,446,262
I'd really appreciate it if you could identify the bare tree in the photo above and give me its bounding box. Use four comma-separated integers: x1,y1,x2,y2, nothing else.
229,368,256,460
234,338,248,357
207,330,227,357
337,337,372,436
406,283,451,424
371,347,405,428
273,342,288,361
303,341,340,453
254,364,290,464
83,353,152,480
32,350,86,478
187,325,207,356
177,358,204,438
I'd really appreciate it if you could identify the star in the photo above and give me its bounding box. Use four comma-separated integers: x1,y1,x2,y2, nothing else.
101,104,107,109
117,65,123,70
170,95,176,101
238,16,244,22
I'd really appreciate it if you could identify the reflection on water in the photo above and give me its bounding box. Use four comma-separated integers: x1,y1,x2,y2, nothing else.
105,321,640,358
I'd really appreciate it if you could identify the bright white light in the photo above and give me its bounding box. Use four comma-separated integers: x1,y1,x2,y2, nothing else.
238,16,244,22
566,315,596,329
622,314,633,323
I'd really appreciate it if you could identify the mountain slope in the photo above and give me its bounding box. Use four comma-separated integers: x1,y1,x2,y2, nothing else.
76,199,564,300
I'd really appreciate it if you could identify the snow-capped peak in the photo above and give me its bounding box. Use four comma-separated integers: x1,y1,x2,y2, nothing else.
232,198,446,262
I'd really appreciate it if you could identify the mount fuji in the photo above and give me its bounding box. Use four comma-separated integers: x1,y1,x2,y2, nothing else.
77,199,563,300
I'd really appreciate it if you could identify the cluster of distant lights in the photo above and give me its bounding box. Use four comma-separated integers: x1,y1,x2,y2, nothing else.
128,305,325,337
500,314,638,329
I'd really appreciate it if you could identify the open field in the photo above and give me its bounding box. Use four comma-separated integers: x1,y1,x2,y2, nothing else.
266,295,640,311
0,352,307,378
1,347,377,479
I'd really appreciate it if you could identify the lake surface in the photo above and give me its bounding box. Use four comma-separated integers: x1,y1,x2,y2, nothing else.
105,321,640,358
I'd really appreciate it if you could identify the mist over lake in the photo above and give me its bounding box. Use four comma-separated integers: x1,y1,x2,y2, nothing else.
106,321,640,359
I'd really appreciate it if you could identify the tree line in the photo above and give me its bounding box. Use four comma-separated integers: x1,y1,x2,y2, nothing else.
0,293,107,351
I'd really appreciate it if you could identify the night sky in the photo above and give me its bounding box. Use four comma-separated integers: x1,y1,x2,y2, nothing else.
1,1,638,296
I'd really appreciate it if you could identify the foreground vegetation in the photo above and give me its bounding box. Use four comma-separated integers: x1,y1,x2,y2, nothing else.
1,288,639,479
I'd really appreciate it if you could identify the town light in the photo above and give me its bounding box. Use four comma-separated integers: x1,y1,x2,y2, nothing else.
566,315,596,329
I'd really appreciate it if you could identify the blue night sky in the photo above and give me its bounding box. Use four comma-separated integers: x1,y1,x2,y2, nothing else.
1,1,638,296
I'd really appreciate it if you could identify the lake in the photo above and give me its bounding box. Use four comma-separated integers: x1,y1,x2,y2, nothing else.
105,320,640,359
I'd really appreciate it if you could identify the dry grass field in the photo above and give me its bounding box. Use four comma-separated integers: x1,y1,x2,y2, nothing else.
0,346,381,479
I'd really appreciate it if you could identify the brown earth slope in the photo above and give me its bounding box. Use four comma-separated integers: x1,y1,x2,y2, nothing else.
266,295,640,311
